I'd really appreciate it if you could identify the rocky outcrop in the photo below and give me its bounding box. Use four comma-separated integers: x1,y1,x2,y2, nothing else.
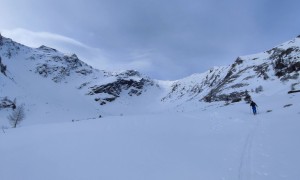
0,97,16,110
37,45,58,53
34,53,93,82
268,46,300,80
88,76,155,105
162,67,228,102
164,36,300,104
0,33,3,46
0,56,7,76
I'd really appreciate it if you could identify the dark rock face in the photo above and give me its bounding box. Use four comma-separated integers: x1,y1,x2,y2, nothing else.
88,78,154,105
205,91,250,103
75,69,93,75
254,63,270,80
0,56,7,76
0,97,16,110
90,78,153,96
268,47,300,79
235,57,244,65
38,45,58,53
0,33,3,46
116,70,141,78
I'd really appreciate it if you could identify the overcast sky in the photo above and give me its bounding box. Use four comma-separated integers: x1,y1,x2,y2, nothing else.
1,0,300,80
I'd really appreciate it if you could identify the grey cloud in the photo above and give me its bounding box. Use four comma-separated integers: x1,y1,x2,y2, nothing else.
1,0,300,79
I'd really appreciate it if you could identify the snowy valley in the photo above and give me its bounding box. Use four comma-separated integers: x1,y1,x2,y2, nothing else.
0,34,300,180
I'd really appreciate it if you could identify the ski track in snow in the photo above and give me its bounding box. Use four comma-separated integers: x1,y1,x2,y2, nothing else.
238,116,260,180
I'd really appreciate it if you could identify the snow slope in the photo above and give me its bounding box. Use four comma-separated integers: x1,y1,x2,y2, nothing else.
0,36,164,127
164,36,300,104
1,91,299,180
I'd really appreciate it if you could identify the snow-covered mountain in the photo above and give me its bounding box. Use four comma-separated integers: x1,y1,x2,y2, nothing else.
1,34,300,180
1,34,300,127
0,34,162,126
163,36,300,104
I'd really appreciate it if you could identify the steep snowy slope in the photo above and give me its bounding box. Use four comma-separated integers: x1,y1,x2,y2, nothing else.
0,35,163,127
161,66,230,103
164,36,300,104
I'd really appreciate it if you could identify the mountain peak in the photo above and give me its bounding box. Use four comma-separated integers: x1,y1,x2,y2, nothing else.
1,34,300,127
37,45,57,52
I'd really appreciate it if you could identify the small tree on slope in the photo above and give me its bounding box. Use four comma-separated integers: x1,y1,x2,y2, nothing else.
8,104,25,128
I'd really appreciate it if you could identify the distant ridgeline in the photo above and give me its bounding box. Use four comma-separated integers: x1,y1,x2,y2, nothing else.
0,33,299,112
162,35,300,103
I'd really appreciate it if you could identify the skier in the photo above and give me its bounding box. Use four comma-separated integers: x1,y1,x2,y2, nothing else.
250,101,258,115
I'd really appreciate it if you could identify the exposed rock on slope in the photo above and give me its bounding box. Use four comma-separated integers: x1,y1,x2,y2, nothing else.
88,70,155,105
1,33,300,120
164,36,300,104
0,36,158,109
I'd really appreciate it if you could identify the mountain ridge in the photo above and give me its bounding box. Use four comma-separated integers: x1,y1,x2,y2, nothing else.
1,34,300,127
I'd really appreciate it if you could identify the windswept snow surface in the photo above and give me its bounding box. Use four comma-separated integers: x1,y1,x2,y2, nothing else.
1,92,300,180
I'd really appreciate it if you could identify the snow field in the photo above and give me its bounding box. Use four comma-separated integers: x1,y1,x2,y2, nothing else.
1,92,299,180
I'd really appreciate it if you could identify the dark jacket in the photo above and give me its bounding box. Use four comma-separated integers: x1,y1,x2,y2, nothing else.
250,101,257,107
